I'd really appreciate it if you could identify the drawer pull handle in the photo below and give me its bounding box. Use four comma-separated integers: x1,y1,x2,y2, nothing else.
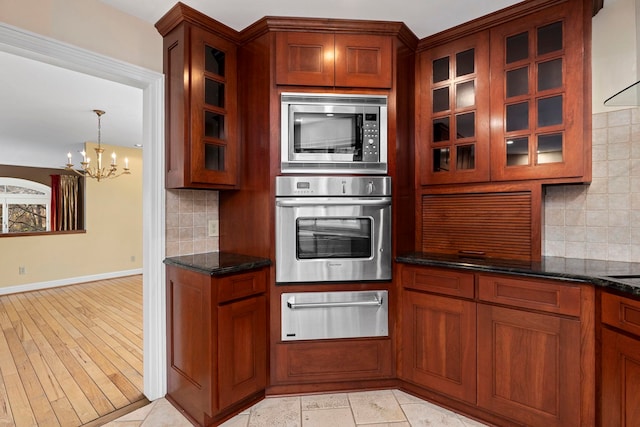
287,297,382,309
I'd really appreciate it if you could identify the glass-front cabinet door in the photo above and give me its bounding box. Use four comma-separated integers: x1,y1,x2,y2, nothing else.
489,1,589,182
189,26,238,187
419,32,490,185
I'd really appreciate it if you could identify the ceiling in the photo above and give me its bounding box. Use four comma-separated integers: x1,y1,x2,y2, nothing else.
0,50,143,169
100,0,522,39
0,0,523,170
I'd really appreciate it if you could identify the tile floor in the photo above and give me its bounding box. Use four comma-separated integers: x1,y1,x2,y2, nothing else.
104,389,489,426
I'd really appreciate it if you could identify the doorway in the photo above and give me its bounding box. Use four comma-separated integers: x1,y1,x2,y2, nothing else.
0,23,166,400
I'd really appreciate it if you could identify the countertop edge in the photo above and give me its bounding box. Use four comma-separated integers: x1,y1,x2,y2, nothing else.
164,253,272,276
396,254,640,298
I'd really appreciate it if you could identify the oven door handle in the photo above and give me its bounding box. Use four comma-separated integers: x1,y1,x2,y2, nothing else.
287,297,383,310
276,197,391,207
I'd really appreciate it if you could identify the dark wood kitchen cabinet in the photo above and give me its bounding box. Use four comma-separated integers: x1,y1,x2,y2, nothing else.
417,31,491,185
398,264,595,427
600,292,640,427
165,265,267,426
156,4,239,189
489,0,590,182
417,0,591,186
275,31,393,88
399,266,477,404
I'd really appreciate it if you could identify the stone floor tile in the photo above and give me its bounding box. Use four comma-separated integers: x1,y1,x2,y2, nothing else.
247,396,301,427
140,399,192,427
301,393,350,410
401,402,468,426
302,407,355,427
348,390,406,424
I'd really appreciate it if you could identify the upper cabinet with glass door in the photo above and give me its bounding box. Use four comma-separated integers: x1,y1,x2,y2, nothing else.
418,0,591,186
157,4,239,189
418,32,490,185
489,0,590,182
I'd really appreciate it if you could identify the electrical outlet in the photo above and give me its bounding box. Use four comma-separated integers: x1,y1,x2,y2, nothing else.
18,266,26,275
208,219,219,237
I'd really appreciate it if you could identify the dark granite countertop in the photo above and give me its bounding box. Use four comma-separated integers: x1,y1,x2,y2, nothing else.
164,252,271,276
397,252,640,298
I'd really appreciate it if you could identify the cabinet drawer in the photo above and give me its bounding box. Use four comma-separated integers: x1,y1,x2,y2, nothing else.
602,292,640,336
478,274,581,316
401,266,474,298
217,268,267,303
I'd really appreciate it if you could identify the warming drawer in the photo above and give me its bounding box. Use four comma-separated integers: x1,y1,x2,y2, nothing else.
281,290,388,341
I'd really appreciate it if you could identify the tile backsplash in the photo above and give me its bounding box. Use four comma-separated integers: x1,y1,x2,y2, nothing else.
544,107,640,262
166,189,219,257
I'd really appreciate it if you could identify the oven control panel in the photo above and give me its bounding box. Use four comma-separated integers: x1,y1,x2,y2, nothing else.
275,175,391,197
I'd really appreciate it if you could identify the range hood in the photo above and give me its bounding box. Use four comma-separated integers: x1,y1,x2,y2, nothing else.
604,80,640,106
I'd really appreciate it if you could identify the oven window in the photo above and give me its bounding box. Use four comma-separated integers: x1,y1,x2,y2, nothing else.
296,217,372,259
293,113,361,153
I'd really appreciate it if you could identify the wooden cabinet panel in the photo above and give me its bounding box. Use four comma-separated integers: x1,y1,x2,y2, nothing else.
218,295,267,409
275,32,393,88
477,304,581,427
166,266,215,420
602,292,640,336
401,290,476,403
335,34,392,88
478,273,581,316
601,327,640,427
273,339,393,383
217,268,267,303
275,32,335,86
400,265,474,298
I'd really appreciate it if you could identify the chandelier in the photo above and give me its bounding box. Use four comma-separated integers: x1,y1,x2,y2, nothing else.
65,109,131,182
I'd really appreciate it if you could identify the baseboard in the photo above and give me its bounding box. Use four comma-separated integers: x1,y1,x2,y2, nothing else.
0,268,143,296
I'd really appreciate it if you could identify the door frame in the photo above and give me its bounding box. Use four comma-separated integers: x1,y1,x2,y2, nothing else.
0,22,167,400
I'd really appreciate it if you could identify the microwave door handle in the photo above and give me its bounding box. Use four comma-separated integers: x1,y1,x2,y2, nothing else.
354,114,363,160
276,198,391,208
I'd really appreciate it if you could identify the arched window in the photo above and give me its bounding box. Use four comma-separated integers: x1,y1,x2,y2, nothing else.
0,178,51,233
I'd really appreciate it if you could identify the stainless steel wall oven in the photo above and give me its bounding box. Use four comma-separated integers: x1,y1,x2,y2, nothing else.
275,175,391,283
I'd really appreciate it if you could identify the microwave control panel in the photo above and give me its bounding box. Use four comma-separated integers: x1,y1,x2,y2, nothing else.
363,112,379,162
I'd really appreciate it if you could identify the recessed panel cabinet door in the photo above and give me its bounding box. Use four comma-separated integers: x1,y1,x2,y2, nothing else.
477,304,581,427
218,295,267,410
601,329,640,427
334,34,392,88
275,32,335,86
400,290,476,404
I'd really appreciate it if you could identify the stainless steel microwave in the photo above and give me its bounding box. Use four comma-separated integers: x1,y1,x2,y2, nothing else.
280,93,388,174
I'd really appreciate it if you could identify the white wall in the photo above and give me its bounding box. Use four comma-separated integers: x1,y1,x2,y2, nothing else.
592,0,639,113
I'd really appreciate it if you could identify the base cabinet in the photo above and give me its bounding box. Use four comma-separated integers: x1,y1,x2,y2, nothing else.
401,290,476,404
477,304,581,426
166,265,267,426
601,292,640,427
398,264,594,427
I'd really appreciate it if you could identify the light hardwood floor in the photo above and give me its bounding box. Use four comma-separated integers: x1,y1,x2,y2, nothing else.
0,275,145,426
